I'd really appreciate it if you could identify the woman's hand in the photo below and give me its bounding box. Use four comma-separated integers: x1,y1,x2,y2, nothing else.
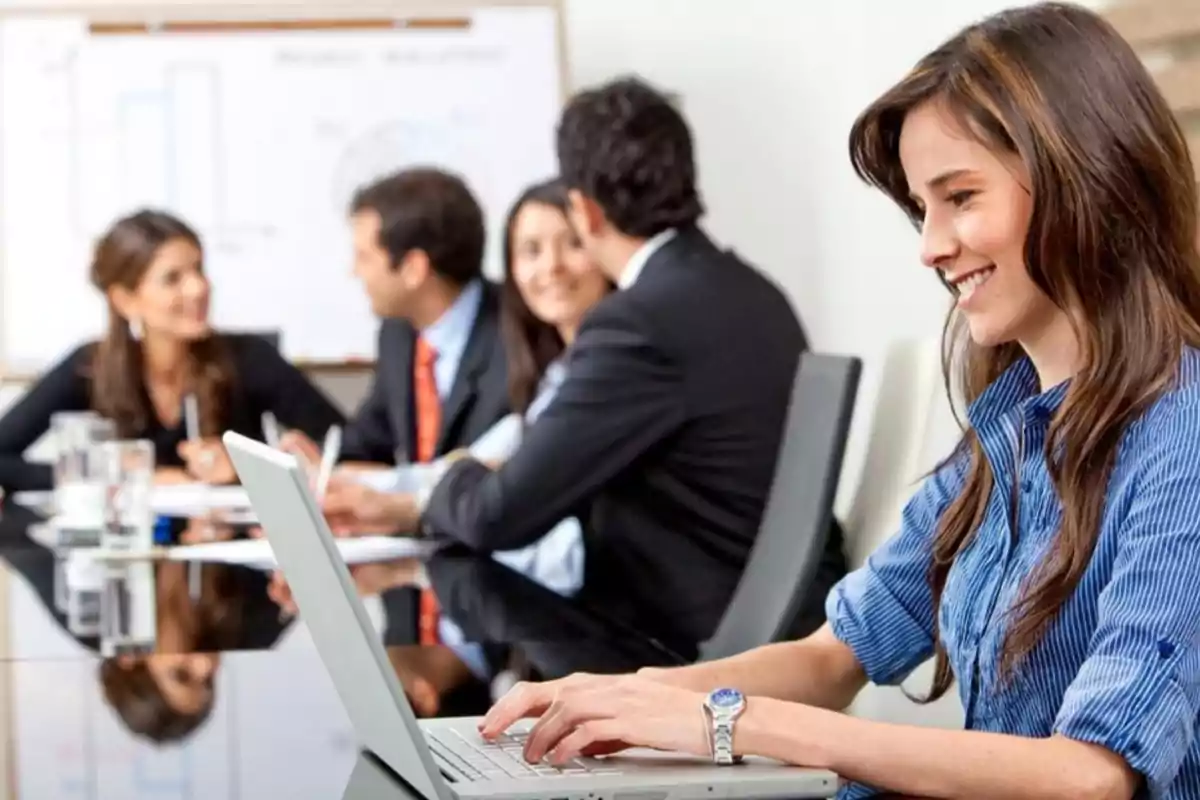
279,430,322,465
154,467,194,485
177,439,237,484
481,674,711,766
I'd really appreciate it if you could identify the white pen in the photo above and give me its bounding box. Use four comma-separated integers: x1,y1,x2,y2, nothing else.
261,411,280,448
314,424,342,501
183,393,201,441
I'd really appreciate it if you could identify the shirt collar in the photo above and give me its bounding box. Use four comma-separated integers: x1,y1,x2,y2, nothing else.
420,279,483,359
617,228,678,289
966,355,1070,431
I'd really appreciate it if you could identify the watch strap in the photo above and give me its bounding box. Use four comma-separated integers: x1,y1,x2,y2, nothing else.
713,718,737,764
705,705,744,765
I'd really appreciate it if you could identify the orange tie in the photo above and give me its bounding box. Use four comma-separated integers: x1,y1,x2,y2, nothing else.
413,337,442,645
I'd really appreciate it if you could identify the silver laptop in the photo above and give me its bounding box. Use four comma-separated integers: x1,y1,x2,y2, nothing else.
222,431,838,800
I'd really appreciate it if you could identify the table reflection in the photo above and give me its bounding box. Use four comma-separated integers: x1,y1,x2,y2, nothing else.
10,516,291,747
0,497,690,797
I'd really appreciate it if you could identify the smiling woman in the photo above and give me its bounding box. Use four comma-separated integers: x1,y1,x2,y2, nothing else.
0,209,346,492
89,211,232,440
477,3,1200,798
500,177,614,415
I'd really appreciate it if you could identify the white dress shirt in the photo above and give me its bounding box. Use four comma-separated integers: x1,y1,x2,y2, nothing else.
617,228,677,289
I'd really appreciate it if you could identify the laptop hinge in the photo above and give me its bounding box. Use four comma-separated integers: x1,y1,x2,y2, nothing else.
363,749,461,795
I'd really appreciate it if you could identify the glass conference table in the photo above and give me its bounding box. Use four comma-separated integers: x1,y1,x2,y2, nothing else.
0,500,688,799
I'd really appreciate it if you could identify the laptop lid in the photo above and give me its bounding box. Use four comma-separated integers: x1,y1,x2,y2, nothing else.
222,431,453,800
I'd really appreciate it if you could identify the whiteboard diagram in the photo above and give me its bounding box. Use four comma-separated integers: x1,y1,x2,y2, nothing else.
0,8,561,371
329,113,488,215
112,65,225,232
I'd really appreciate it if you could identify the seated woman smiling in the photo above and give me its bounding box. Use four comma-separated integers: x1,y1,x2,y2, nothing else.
477,5,1200,799
0,209,345,491
317,176,613,592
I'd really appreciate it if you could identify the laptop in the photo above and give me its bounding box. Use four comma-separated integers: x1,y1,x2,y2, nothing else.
222,431,838,800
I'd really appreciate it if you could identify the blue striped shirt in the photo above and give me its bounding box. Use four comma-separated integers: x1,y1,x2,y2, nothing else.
827,348,1200,799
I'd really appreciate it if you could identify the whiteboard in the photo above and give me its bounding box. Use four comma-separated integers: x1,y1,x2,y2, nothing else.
0,6,563,373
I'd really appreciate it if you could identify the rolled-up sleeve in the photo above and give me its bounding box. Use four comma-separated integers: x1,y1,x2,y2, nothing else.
1053,399,1200,797
826,458,965,686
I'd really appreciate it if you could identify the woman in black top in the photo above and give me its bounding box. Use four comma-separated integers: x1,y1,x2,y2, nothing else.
0,209,345,491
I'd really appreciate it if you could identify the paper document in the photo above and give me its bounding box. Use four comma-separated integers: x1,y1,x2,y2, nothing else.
18,484,258,520
164,536,435,571
12,490,54,510
152,484,251,517
351,463,439,494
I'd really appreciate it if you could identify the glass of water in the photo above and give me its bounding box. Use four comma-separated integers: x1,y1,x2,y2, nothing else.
52,412,116,546
99,439,155,551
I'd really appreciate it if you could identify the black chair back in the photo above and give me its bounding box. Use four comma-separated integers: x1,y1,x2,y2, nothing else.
700,352,861,661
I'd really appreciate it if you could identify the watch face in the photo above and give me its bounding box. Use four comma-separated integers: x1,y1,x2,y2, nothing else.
708,688,745,709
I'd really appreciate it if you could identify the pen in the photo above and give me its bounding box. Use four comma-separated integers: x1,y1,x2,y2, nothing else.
183,393,200,441
315,424,342,502
261,411,280,448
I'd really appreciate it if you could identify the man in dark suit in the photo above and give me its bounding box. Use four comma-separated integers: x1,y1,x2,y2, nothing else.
282,168,510,707
284,167,509,472
415,77,832,654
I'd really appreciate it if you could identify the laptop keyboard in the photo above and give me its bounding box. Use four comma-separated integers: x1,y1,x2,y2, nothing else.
427,727,623,781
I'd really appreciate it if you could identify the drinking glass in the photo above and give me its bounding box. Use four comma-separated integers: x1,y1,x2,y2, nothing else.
51,412,116,546
99,439,155,551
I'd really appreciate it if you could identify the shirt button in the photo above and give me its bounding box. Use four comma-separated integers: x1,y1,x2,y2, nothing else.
1158,640,1176,659
1020,479,1033,494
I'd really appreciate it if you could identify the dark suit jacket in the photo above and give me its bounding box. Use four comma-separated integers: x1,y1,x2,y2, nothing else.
339,280,510,465
422,227,810,649
341,281,510,646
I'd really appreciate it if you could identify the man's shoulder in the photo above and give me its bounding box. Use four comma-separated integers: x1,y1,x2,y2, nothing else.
631,237,797,324
637,229,785,298
377,317,417,345
577,286,651,335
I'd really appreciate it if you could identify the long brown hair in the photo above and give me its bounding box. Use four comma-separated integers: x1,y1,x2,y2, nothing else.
849,2,1200,700
89,210,232,437
499,179,611,414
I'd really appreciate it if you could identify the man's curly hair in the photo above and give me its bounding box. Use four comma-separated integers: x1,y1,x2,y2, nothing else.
556,76,704,238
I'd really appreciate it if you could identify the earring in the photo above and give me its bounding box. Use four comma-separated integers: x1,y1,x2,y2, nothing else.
128,317,143,341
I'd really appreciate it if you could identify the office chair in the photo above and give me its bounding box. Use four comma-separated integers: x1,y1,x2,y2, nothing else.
699,352,862,662
840,337,943,566
839,339,965,728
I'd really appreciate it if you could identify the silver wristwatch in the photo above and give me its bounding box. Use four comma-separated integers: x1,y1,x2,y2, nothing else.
703,688,746,765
